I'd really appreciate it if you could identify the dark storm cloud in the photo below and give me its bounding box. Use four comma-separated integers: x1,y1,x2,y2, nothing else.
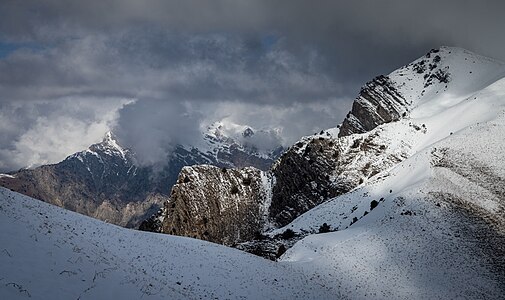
1,0,504,169
113,100,203,166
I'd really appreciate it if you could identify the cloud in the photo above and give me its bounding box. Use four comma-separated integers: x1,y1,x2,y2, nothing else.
113,100,203,166
206,101,346,147
1,1,505,170
0,98,127,172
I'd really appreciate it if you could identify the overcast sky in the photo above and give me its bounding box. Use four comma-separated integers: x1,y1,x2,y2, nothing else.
1,0,504,171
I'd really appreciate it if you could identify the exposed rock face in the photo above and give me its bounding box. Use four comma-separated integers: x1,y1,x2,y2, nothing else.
162,166,273,245
338,75,408,137
268,130,408,227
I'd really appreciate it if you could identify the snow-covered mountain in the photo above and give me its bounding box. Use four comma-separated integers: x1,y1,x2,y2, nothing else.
0,124,282,228
155,46,505,270
278,47,505,297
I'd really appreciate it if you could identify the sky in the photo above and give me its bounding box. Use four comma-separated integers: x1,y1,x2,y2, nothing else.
1,0,505,171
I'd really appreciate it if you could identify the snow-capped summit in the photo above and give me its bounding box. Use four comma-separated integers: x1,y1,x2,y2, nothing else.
68,131,131,162
99,131,127,157
197,120,283,169
339,46,505,137
392,46,505,111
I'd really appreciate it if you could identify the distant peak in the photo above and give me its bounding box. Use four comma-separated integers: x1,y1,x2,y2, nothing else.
242,127,254,138
98,131,127,158
102,131,117,143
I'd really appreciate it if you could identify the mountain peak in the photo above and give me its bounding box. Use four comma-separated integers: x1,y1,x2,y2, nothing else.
77,131,129,161
338,46,505,137
102,131,120,147
242,127,254,138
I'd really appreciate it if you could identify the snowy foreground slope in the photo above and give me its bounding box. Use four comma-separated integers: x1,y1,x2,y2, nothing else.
279,47,505,298
0,188,336,299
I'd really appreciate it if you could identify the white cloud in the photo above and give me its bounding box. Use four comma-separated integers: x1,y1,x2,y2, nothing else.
0,98,129,171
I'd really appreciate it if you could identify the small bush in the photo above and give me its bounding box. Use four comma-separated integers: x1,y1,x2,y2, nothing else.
351,139,360,149
370,200,379,210
303,146,311,156
281,229,295,239
318,223,331,233
276,244,287,258
253,231,267,240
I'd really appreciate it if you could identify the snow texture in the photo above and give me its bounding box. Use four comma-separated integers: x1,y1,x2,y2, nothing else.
0,188,336,299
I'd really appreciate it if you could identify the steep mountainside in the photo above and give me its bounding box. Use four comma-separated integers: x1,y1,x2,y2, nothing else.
0,125,281,228
156,47,505,259
280,99,505,299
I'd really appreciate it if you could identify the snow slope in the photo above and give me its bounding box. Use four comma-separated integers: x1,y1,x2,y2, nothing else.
278,47,505,298
0,188,337,299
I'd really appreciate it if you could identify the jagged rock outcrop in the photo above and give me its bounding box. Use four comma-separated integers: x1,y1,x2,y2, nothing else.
338,48,453,138
157,126,411,255
338,75,408,137
162,165,273,245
